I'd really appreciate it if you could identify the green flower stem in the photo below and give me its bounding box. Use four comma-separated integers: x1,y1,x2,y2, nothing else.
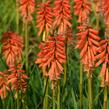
88,73,93,109
42,29,49,109
17,92,20,109
43,78,49,109
42,0,45,3
63,38,68,88
57,81,60,109
2,100,5,109
53,83,56,109
25,21,29,73
103,86,107,109
80,63,83,109
16,0,19,33
63,63,67,87
16,2,20,109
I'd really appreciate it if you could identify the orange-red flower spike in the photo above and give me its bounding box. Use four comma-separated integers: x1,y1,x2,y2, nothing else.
2,32,23,66
36,1,53,36
8,64,28,92
19,0,35,22
76,25,100,72
0,71,10,99
53,0,72,34
74,0,91,23
35,35,66,81
95,39,109,86
103,0,109,27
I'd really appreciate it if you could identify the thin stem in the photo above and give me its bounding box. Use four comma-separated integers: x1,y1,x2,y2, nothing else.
57,81,60,109
2,100,5,109
63,63,67,87
80,63,83,109
25,21,29,73
17,91,20,109
63,38,68,88
42,28,49,109
53,83,56,109
88,72,93,109
43,78,49,109
96,14,99,30
42,24,49,108
103,86,107,109
16,1,20,108
42,31,46,41
42,0,45,3
16,0,19,33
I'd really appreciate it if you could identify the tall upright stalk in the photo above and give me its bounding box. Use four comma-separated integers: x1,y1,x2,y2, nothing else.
57,81,60,109
16,1,20,109
53,84,56,109
95,13,99,30
16,0,19,33
63,37,68,87
80,63,83,109
43,77,49,109
88,72,93,109
17,91,20,109
42,31,49,109
103,86,107,109
25,21,29,73
63,63,67,87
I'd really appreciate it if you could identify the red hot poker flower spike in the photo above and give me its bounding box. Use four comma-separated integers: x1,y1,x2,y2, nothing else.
19,0,35,22
76,25,100,73
8,64,28,93
53,0,72,34
36,1,53,36
74,0,91,23
95,39,109,87
103,0,109,27
0,71,10,99
35,35,66,81
2,32,23,66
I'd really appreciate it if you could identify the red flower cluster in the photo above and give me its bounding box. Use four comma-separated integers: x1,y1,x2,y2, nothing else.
53,0,72,34
95,39,109,86
0,72,10,99
2,32,23,66
19,0,35,22
103,0,109,27
36,1,53,36
35,35,66,81
76,25,100,72
74,0,100,73
74,0,91,23
0,64,28,99
8,64,28,93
